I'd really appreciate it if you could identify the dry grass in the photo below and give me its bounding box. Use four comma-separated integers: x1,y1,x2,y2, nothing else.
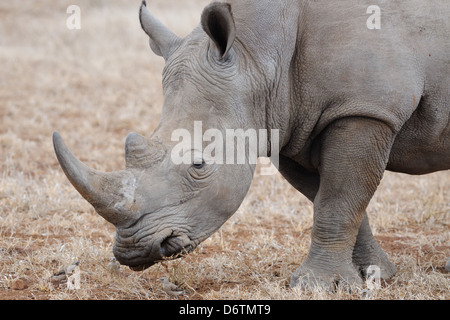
0,0,449,300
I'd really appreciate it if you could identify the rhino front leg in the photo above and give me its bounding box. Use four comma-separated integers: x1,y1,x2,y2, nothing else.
289,117,396,290
279,155,397,287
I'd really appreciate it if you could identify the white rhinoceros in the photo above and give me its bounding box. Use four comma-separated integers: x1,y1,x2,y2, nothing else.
53,0,450,290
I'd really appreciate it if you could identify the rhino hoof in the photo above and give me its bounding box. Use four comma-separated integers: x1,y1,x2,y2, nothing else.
290,264,363,293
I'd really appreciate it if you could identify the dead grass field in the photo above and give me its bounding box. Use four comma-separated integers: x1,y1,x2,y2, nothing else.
0,0,448,300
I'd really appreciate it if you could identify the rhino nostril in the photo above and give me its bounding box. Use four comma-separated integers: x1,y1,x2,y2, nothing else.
160,233,193,258
160,235,179,257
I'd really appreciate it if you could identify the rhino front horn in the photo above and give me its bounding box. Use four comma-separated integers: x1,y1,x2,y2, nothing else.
52,131,137,226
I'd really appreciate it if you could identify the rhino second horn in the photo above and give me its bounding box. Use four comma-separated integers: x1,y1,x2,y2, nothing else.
125,132,152,169
125,132,166,169
52,131,136,226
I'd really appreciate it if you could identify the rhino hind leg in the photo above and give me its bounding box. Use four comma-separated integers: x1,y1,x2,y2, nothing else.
352,213,397,279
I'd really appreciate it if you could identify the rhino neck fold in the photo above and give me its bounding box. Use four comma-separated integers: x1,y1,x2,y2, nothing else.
232,0,304,152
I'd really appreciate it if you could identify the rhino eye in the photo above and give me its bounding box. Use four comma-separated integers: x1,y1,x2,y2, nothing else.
192,160,205,169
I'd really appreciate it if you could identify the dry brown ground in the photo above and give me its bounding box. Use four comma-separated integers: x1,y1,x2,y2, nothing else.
0,0,448,300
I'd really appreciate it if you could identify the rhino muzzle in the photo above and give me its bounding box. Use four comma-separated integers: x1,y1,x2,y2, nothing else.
113,228,197,271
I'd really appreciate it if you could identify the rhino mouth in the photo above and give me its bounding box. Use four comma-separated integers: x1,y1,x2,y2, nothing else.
129,263,155,271
124,232,196,271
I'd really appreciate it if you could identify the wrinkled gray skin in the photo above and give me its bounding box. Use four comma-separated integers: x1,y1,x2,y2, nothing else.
53,0,450,290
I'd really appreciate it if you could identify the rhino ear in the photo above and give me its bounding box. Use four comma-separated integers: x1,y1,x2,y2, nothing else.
139,1,182,60
201,2,236,59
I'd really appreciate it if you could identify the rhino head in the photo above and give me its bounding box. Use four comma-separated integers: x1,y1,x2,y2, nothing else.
53,2,272,270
